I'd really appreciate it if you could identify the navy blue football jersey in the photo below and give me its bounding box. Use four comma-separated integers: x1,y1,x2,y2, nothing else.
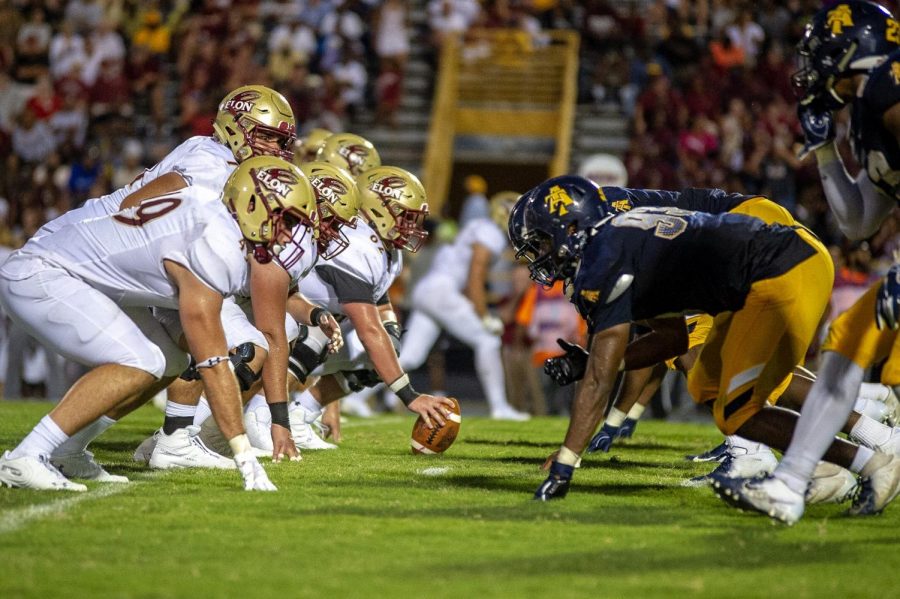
599,187,754,214
851,47,900,199
571,207,817,333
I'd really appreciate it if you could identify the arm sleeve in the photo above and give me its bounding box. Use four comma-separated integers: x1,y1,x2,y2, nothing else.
816,143,895,240
315,264,378,304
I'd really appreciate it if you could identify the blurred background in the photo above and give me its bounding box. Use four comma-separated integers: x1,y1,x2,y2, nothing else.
0,0,896,420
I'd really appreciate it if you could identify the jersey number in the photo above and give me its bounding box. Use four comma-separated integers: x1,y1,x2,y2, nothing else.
612,207,688,239
113,197,182,227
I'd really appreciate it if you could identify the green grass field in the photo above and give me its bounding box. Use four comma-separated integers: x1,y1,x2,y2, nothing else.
1,401,898,599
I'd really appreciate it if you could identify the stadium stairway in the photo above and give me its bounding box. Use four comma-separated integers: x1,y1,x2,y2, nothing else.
570,104,629,169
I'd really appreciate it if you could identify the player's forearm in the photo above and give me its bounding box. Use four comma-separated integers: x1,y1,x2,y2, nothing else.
465,284,488,318
563,372,615,453
816,143,893,239
199,363,244,440
357,320,404,384
287,293,320,325
260,329,289,405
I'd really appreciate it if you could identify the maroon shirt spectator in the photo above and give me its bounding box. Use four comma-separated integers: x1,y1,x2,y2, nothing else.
89,58,130,118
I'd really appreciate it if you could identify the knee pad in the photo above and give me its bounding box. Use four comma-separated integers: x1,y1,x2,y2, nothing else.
288,326,329,383
341,369,382,392
230,342,261,392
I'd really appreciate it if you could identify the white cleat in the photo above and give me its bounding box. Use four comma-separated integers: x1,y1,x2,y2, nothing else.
886,387,900,427
711,473,805,525
289,405,337,450
682,445,778,487
133,429,161,463
149,426,236,470
805,462,857,504
244,407,274,453
0,451,88,491
51,450,129,483
849,454,900,516
490,407,531,422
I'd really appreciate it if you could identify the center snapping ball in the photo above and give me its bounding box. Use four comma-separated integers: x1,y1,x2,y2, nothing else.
410,398,461,454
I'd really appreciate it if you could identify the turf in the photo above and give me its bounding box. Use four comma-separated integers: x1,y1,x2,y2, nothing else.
1,401,898,599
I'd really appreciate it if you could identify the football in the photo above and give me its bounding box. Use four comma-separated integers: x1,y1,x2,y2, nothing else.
410,398,461,454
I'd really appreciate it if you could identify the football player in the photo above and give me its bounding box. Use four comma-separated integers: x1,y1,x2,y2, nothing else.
285,166,456,440
0,156,313,492
719,0,900,523
315,132,382,177
293,127,333,165
511,176,900,522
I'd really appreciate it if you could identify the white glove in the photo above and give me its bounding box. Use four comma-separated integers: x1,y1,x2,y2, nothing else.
482,314,504,336
234,451,278,491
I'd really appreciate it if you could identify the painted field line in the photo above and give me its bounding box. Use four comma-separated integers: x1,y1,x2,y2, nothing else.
0,471,165,535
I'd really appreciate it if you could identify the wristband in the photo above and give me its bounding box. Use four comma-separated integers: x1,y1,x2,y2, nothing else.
229,433,252,456
389,373,418,406
196,356,233,370
310,307,328,327
269,402,290,429
557,445,581,467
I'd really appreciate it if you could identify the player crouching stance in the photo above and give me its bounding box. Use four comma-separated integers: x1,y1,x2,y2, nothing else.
0,156,312,491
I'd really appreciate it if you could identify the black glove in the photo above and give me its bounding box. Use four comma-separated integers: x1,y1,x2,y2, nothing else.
587,422,620,453
543,338,589,386
534,461,574,501
797,101,835,159
342,368,382,392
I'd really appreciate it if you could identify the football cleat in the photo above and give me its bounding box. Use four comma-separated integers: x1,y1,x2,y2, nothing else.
490,407,531,422
133,429,161,463
806,462,858,505
685,441,729,463
0,451,87,491
711,473,805,525
149,426,236,470
51,450,129,483
848,454,900,516
682,445,777,488
289,404,337,450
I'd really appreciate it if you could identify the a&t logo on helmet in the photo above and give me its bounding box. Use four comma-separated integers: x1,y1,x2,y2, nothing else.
222,90,261,114
370,176,406,201
545,185,574,216
253,167,297,198
828,4,854,34
311,176,347,200
339,145,371,169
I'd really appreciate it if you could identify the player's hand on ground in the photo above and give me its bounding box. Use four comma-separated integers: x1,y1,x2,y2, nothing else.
234,451,278,491
322,401,342,442
534,461,574,501
407,394,456,429
588,423,621,453
797,102,835,159
544,338,589,386
270,423,300,462
876,264,900,330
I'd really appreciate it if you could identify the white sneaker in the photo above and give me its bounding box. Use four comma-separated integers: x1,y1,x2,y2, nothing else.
849,454,900,516
682,445,778,487
711,473,805,525
289,405,337,450
806,462,858,504
51,450,129,483
133,429,161,463
0,451,88,491
490,407,531,421
341,395,374,418
244,407,274,453
149,426,236,470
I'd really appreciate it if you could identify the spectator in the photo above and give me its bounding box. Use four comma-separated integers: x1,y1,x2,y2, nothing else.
333,45,368,118
725,8,765,66
65,0,104,35
11,106,56,165
25,74,61,121
67,145,102,204
133,10,171,57
0,70,33,131
374,0,410,72
48,20,86,80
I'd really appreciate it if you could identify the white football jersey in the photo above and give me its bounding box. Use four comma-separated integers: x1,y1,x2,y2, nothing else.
298,220,402,314
6,187,249,309
425,217,507,291
35,136,237,239
275,226,319,288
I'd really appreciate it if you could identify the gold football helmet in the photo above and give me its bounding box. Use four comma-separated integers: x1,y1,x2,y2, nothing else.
315,132,381,176
293,127,333,166
213,85,296,163
223,156,318,268
299,161,359,259
357,166,429,252
489,191,520,229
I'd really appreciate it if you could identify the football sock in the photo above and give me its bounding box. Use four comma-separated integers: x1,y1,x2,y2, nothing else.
192,397,212,427
775,352,864,495
850,414,893,449
606,408,627,427
626,404,646,420
11,415,69,459
164,400,197,435
850,446,876,474
52,415,116,456
292,390,323,422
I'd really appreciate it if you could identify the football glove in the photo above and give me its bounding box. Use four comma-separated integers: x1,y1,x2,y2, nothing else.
587,422,620,453
797,102,835,159
544,338,589,386
876,264,900,330
619,417,638,439
234,451,277,491
533,460,574,501
481,314,504,336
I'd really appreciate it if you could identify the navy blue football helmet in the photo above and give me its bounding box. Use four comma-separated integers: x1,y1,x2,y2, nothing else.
793,1,900,109
508,176,610,286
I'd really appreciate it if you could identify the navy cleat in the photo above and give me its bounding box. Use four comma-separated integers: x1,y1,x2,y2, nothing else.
685,441,728,463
